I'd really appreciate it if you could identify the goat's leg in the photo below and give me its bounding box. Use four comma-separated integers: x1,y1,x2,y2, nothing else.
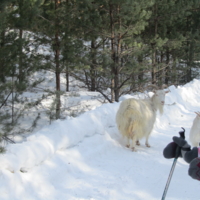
136,140,140,146
145,134,151,148
122,135,130,148
125,137,130,148
130,136,137,151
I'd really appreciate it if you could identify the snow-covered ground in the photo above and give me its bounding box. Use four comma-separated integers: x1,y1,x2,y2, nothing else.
1,79,200,200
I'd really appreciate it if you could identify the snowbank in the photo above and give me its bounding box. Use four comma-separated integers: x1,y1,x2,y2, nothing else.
1,79,200,200
0,102,119,172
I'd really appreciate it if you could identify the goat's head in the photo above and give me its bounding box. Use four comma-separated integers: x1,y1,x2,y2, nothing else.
151,85,169,114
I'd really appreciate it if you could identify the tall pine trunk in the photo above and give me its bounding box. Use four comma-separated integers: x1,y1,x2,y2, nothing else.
165,49,170,85
152,48,157,84
66,65,69,92
109,3,115,102
18,0,24,87
109,3,121,102
186,40,194,82
90,39,96,91
0,31,5,82
55,0,61,119
19,29,24,86
151,4,158,85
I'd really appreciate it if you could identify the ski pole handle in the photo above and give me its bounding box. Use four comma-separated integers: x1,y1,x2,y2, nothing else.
175,127,185,159
179,127,185,139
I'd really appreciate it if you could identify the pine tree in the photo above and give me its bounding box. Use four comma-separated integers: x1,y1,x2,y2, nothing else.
180,3,200,83
61,1,84,92
0,0,15,152
0,0,45,151
34,0,84,119
33,0,63,119
142,0,200,86
73,0,154,102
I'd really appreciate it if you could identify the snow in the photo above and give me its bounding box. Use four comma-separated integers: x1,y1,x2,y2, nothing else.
1,79,200,200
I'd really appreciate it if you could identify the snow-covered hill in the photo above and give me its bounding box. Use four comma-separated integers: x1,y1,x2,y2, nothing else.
1,79,200,200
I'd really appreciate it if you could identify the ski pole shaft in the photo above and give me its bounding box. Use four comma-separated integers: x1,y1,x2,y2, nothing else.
161,158,178,200
161,128,185,200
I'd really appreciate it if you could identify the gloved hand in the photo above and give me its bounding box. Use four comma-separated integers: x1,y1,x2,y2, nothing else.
163,128,186,159
163,141,179,159
163,136,191,160
172,136,200,181
173,136,191,149
163,132,200,181
188,157,200,181
173,136,191,152
172,136,196,163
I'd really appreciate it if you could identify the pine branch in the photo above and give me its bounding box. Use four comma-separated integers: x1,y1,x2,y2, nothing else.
0,91,12,109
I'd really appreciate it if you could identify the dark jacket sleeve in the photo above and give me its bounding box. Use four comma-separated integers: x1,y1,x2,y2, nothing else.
183,147,198,163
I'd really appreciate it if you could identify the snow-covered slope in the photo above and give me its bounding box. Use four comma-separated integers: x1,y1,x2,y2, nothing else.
1,79,200,200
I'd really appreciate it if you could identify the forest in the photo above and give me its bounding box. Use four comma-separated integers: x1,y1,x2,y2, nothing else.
1,0,200,150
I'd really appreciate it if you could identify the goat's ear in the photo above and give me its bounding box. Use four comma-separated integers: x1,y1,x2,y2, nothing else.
165,90,170,93
154,91,158,96
195,112,200,117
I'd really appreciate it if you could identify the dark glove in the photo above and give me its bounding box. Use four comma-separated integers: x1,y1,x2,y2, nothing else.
163,128,186,159
164,131,200,181
188,157,200,181
173,136,191,150
173,136,200,181
163,136,191,159
172,136,198,163
163,142,179,159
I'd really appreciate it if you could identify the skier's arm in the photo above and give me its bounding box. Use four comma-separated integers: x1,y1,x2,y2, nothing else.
172,136,198,163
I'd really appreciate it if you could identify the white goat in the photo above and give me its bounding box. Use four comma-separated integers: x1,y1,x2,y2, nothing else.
116,88,168,151
189,112,200,147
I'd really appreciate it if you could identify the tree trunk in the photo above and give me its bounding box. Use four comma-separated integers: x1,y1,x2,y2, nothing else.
165,49,170,85
66,65,69,92
18,0,24,86
152,48,156,84
172,56,177,84
114,5,121,102
138,55,144,88
109,3,121,102
0,31,5,82
90,39,96,91
152,4,158,85
55,0,61,119
19,29,24,85
109,3,115,103
187,40,194,82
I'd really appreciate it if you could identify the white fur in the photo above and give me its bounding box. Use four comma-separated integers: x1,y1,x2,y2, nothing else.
189,112,200,147
116,90,167,151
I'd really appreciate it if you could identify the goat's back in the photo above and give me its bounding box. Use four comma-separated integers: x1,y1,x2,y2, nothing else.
116,98,156,139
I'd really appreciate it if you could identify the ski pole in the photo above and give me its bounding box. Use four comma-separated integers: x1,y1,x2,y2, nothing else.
161,127,185,200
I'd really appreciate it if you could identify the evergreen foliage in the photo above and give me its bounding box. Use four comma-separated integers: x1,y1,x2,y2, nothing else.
0,0,45,151
73,0,154,102
1,0,200,152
